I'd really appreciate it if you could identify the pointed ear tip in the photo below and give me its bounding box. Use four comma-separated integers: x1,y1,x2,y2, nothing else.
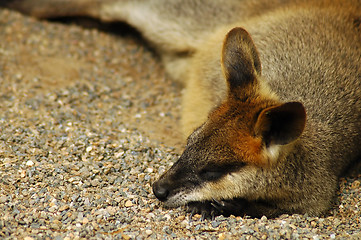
292,101,305,108
290,101,306,117
228,27,248,35
225,27,249,41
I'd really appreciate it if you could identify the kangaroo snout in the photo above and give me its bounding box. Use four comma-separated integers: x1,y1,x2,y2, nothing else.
152,180,170,202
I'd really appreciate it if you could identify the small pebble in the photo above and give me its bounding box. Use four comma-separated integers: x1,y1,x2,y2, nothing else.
86,146,92,152
59,205,69,212
24,237,35,240
0,196,7,203
25,160,34,166
125,200,133,207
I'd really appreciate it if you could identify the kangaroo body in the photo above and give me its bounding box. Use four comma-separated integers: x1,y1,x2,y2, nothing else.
4,0,361,217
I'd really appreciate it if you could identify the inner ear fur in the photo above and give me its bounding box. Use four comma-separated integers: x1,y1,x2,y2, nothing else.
221,27,262,93
254,102,306,146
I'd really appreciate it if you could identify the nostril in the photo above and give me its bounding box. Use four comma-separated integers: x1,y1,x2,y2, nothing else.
152,181,169,201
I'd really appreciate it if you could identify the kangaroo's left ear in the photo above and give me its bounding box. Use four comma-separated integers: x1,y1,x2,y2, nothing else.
254,102,306,146
221,27,262,96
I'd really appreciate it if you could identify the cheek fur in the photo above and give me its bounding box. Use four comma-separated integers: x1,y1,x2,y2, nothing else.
230,134,266,166
190,166,260,201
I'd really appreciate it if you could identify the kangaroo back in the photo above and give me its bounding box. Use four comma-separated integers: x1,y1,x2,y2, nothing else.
5,0,360,83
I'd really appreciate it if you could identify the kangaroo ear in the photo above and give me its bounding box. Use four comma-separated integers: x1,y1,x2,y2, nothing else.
221,27,261,94
254,102,306,146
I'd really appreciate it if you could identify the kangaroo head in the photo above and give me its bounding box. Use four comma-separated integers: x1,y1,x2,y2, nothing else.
153,27,306,207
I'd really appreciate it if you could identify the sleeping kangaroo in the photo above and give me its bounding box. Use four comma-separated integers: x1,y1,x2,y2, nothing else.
3,0,361,218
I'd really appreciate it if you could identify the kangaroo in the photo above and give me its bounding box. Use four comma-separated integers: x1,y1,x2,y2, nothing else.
3,0,361,218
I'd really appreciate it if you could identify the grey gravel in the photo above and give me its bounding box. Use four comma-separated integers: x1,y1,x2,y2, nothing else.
0,7,360,240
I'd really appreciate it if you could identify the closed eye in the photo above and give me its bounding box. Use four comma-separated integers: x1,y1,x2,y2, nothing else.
199,162,246,181
199,170,224,181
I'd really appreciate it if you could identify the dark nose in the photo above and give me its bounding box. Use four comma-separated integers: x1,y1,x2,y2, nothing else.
152,180,169,201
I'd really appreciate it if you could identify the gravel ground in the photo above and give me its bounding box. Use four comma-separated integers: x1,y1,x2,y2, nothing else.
0,8,360,240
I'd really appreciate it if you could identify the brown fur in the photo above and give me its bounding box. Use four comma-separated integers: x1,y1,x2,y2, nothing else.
4,0,361,218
